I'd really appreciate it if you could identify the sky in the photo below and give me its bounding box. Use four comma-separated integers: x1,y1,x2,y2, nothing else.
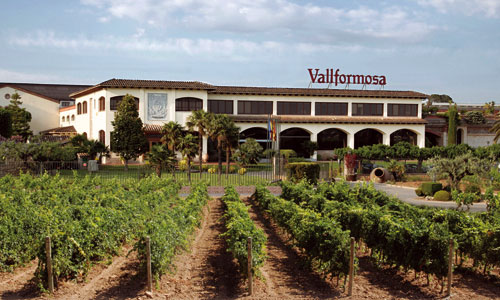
1,0,500,103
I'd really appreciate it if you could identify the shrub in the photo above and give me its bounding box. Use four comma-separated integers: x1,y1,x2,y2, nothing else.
288,157,307,163
464,184,481,195
286,162,320,184
233,138,263,166
280,149,297,159
208,167,217,174
434,190,451,201
238,168,247,175
178,159,188,171
420,182,443,196
229,166,237,173
415,188,424,197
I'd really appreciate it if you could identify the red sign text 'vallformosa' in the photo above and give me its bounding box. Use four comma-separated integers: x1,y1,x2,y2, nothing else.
308,68,387,86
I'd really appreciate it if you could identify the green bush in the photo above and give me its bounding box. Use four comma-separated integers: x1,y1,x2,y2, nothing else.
464,184,481,195
420,182,443,196
415,188,424,197
280,149,297,159
433,190,451,201
286,162,320,184
288,157,307,163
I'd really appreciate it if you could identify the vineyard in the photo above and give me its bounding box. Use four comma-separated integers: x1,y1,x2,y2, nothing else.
267,180,500,279
0,173,208,291
0,174,499,299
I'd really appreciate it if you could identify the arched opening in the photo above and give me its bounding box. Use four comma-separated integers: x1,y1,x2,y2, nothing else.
176,97,203,111
77,103,82,115
239,127,269,149
457,128,463,144
390,129,417,146
99,96,105,111
71,115,75,121
354,129,383,149
425,131,441,147
62,116,65,123
318,129,347,150
110,96,139,110
280,128,311,158
82,101,88,114
99,130,105,144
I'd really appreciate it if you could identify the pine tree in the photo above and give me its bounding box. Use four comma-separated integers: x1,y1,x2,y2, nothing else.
6,92,32,140
110,94,148,171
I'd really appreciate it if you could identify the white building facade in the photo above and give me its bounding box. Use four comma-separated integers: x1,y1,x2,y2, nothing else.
66,79,427,162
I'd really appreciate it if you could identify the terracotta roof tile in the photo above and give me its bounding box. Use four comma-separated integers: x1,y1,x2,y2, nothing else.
143,124,164,133
40,126,77,134
231,115,427,125
70,78,215,98
210,86,428,99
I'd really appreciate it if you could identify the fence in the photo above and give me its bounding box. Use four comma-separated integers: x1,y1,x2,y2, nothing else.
0,159,337,185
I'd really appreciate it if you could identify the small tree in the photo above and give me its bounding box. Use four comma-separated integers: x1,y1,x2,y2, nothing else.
148,144,176,177
484,101,495,115
110,94,148,171
428,153,492,191
302,141,318,158
178,133,198,184
463,111,486,125
6,92,32,140
0,108,12,138
223,123,240,178
233,138,263,167
161,121,183,152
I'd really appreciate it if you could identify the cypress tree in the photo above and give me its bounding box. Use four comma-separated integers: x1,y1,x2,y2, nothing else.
0,108,12,138
447,104,458,145
110,94,148,171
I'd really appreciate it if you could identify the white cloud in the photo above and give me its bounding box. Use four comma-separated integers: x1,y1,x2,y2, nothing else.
80,0,435,42
7,30,377,60
418,0,500,17
0,69,63,83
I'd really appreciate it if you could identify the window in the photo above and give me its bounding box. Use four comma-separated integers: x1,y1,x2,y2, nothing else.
352,103,383,116
82,101,88,114
176,97,203,111
71,115,75,121
99,130,105,144
315,102,348,116
61,101,70,107
238,101,273,114
62,116,65,122
77,103,82,115
388,104,418,117
277,102,311,115
110,96,139,110
99,97,105,111
82,132,87,138
208,100,233,114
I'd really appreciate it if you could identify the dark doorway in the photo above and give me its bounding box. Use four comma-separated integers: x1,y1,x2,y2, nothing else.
354,129,383,149
317,129,347,150
280,128,311,158
390,129,417,146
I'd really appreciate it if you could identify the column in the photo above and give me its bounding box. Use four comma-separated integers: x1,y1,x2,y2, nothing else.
383,133,390,146
443,132,448,146
311,101,315,116
202,137,208,163
383,103,388,117
417,132,425,148
347,133,355,149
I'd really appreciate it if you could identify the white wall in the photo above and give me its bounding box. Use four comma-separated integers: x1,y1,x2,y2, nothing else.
0,86,60,134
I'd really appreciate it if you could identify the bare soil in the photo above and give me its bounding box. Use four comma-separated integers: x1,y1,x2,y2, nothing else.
0,196,499,299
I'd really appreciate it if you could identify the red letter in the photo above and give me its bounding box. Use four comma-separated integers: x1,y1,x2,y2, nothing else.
339,74,346,84
353,75,364,85
379,76,387,85
347,75,353,84
373,76,379,85
335,69,340,86
365,75,372,84
308,68,319,83
318,73,325,83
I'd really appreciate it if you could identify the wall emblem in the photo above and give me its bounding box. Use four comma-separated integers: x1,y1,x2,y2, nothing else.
148,93,167,120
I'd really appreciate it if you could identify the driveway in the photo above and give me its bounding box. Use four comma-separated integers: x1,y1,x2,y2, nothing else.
348,181,487,213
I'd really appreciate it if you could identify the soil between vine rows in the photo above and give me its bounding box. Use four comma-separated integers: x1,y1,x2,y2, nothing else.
0,197,499,299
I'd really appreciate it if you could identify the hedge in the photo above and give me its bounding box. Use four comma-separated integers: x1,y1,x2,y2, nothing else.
286,162,320,184
420,182,442,196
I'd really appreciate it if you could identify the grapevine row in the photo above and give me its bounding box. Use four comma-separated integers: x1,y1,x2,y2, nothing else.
251,185,352,279
220,186,267,277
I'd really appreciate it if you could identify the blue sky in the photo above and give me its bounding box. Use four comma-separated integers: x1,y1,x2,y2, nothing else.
1,0,499,103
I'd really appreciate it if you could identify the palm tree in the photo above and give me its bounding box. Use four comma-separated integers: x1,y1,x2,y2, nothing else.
161,121,183,177
491,119,500,143
186,110,209,179
178,133,198,184
223,122,240,179
148,144,176,177
207,114,236,184
161,121,183,152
